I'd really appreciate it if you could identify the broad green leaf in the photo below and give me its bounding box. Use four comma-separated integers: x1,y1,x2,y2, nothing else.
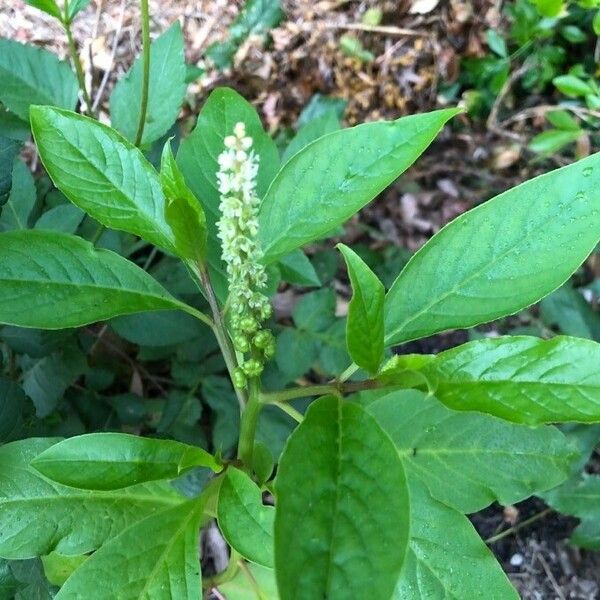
55,499,204,599
22,342,87,417
0,138,22,206
0,438,185,559
528,129,581,155
274,327,319,379
66,0,91,20
394,478,519,599
41,552,87,587
160,141,207,262
543,476,600,549
385,153,600,346
34,204,84,233
297,94,347,127
217,468,274,567
30,106,178,253
404,336,600,424
32,433,221,490
0,230,195,329
1,327,72,358
217,562,278,600
177,87,280,301
2,558,55,600
540,284,600,340
0,39,78,121
110,23,186,146
259,108,460,263
0,108,30,142
546,109,579,131
0,158,35,229
206,0,284,69
338,244,384,374
553,74,593,97
292,288,336,332
274,395,409,600
277,250,320,287
281,110,340,163
24,0,62,19
0,377,26,442
367,390,575,513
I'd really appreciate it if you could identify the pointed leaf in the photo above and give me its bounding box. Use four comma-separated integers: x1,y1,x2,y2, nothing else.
65,0,91,21
0,438,185,559
160,141,207,262
407,336,600,424
385,154,600,346
32,433,221,490
30,106,178,253
338,243,384,374
394,478,519,599
0,39,78,121
217,467,274,567
0,230,193,329
24,0,62,19
367,390,575,513
110,23,186,146
274,395,409,600
55,499,204,599
176,87,280,301
259,108,460,263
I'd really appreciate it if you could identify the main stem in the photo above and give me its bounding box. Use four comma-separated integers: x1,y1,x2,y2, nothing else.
237,377,262,467
63,8,93,117
134,0,151,146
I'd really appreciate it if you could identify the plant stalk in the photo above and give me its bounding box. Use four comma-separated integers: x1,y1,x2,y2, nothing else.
134,0,151,147
261,378,381,404
63,4,93,117
237,377,262,467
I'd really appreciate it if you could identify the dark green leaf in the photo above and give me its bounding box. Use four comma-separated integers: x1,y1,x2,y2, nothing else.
277,250,320,287
0,39,78,120
0,377,26,442
110,23,186,146
282,110,340,163
338,244,384,374
0,139,22,207
259,108,460,262
55,499,204,599
367,390,575,513
297,94,347,127
30,106,179,253
385,154,600,346
34,204,84,233
292,288,336,332
274,395,409,600
217,468,274,567
177,87,280,301
0,438,185,559
32,432,220,490
0,230,195,329
160,140,206,262
274,328,319,378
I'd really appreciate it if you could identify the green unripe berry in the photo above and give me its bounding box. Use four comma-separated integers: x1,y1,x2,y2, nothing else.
263,341,275,359
242,358,263,377
233,334,250,353
253,329,274,349
240,316,259,333
260,304,273,320
233,368,247,389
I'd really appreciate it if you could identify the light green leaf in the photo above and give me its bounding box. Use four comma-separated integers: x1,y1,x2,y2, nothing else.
34,204,84,233
543,476,600,550
0,438,185,559
0,39,78,121
160,140,207,262
110,23,186,146
367,390,575,513
32,432,221,490
0,377,26,442
259,108,460,263
0,158,35,230
528,129,581,155
217,562,279,600
66,0,91,20
404,336,600,425
30,106,178,253
338,243,384,374
281,110,340,164
0,138,22,207
553,74,593,98
55,499,204,599
394,478,519,599
546,109,579,131
24,0,62,19
274,395,409,600
217,468,274,567
177,87,280,301
385,153,600,346
0,230,194,329
41,552,87,587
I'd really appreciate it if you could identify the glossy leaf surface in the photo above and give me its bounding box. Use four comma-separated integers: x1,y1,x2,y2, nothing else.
385,153,600,345
32,433,220,490
274,395,409,600
0,230,189,329
259,108,460,263
217,467,274,567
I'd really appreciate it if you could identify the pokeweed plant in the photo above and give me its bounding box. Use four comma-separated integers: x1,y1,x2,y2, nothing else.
2,6,600,600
